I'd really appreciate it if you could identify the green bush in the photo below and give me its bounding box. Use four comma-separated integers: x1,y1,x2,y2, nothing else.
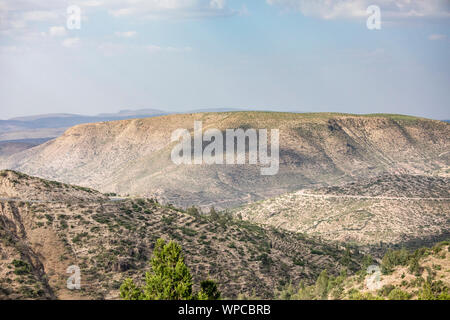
418,281,450,300
378,284,395,297
388,288,411,300
12,260,31,275
381,248,409,274
348,289,384,300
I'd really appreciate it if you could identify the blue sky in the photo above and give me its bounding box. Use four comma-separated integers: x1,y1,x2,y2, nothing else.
0,0,449,119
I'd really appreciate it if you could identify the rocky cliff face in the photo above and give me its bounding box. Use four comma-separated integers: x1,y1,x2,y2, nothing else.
1,112,449,209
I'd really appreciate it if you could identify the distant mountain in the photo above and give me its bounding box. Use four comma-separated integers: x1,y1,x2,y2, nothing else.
9,113,80,121
0,108,265,154
96,108,167,118
0,109,167,134
0,138,53,160
0,108,277,140
0,109,169,157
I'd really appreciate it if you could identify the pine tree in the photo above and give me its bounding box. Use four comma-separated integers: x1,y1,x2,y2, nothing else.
315,269,329,300
119,278,143,300
120,239,193,300
120,238,221,300
209,206,220,220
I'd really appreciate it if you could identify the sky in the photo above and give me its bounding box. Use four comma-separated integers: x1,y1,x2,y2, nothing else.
0,0,449,120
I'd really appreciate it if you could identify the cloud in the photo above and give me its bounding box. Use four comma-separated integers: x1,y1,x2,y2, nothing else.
428,34,447,40
266,0,450,20
238,4,249,16
62,37,81,48
22,10,59,21
107,0,234,20
80,0,104,7
95,43,193,56
0,45,30,55
146,45,193,53
0,1,64,37
114,31,137,38
97,42,127,56
210,0,226,10
0,0,235,38
49,26,67,37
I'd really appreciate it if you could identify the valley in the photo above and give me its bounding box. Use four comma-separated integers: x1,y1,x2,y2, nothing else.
0,112,448,300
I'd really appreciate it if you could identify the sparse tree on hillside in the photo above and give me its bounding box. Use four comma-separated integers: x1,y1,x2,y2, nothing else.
209,206,220,220
187,206,200,217
120,239,221,300
315,269,329,300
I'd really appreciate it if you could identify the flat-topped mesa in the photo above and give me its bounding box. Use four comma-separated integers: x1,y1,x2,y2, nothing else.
2,112,449,209
0,170,107,202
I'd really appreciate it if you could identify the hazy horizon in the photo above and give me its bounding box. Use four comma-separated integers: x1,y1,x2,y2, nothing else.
1,1,449,120
2,107,449,122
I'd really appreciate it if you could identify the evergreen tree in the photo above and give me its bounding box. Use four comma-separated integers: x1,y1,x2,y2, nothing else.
142,239,193,300
187,206,200,217
120,239,221,300
209,206,220,220
315,269,329,300
120,239,193,300
119,278,143,300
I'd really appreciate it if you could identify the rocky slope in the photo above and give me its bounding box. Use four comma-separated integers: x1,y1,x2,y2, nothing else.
1,112,449,209
0,171,364,300
0,170,105,202
233,174,450,246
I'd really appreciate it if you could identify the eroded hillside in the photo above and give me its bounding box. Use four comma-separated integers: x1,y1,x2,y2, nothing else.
1,112,449,209
0,171,364,300
234,174,450,246
0,170,105,202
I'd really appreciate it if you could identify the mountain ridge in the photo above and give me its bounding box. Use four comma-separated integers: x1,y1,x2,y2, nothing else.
1,112,448,210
